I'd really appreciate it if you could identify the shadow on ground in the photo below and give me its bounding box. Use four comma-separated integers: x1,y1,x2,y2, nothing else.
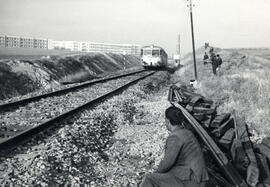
144,64,183,74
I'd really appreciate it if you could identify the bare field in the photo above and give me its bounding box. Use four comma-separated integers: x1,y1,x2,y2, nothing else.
173,48,270,138
0,47,91,60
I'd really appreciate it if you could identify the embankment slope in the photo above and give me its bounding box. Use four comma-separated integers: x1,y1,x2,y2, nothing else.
173,47,270,137
0,53,140,100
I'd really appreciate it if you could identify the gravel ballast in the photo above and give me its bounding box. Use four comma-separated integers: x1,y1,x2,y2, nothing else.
0,71,172,186
0,71,150,131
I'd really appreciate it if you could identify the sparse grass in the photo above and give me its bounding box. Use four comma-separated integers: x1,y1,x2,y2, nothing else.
174,48,270,137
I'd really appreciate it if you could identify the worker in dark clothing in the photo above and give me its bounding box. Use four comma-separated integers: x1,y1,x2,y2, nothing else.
209,47,214,54
210,54,218,75
140,106,209,187
203,52,209,65
216,54,223,67
216,54,223,75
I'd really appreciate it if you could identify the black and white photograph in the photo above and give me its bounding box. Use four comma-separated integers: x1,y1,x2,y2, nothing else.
0,0,270,186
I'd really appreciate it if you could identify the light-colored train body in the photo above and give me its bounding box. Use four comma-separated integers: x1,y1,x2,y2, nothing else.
141,45,168,68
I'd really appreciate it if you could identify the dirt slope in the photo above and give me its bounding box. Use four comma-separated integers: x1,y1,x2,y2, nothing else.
0,53,140,100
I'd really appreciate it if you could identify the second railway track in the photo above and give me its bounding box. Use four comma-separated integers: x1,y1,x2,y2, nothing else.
0,69,147,111
0,70,155,151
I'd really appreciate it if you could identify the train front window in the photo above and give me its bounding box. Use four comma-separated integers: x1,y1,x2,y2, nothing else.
143,49,152,55
152,49,160,56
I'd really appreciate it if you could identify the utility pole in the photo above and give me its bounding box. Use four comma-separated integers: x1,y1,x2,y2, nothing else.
188,0,197,80
178,34,181,56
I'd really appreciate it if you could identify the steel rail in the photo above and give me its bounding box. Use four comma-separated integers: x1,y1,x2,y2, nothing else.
0,69,147,111
0,71,155,151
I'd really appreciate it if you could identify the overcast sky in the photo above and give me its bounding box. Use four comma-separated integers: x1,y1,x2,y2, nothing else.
0,0,270,55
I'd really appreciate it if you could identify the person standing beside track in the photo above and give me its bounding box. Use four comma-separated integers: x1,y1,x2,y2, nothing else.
203,52,209,65
210,53,219,75
216,54,222,66
216,54,223,71
140,106,209,187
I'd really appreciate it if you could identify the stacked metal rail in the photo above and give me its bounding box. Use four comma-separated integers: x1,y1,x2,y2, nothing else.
168,85,270,187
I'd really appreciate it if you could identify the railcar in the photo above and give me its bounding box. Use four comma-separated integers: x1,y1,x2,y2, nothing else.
140,45,168,68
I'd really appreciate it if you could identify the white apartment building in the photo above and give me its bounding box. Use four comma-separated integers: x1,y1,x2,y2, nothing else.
0,35,5,48
52,40,140,56
0,35,52,49
0,34,140,56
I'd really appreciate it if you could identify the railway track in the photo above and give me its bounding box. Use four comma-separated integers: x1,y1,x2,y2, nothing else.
0,70,155,151
0,69,146,111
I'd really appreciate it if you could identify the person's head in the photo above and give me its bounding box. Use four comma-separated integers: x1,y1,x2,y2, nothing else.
217,54,220,57
165,106,184,132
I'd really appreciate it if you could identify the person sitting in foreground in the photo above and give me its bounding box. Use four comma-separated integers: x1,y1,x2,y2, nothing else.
140,106,209,187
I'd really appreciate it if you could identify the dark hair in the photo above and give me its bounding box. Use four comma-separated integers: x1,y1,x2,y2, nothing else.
217,54,220,57
165,106,184,125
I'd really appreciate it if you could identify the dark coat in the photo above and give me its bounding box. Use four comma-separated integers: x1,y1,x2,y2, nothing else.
156,127,209,183
203,54,209,60
140,127,209,187
210,55,219,67
216,57,223,66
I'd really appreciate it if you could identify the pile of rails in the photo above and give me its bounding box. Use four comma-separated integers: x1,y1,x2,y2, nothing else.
168,85,270,187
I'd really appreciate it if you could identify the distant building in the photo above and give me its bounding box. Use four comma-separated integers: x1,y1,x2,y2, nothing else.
0,34,140,56
52,40,140,56
0,35,51,49
0,35,5,48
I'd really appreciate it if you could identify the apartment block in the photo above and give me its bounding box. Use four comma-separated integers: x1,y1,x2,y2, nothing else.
0,34,141,56
0,35,51,49
0,35,5,47
52,40,140,55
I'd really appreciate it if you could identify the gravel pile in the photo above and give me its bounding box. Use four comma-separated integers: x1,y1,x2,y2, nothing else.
0,71,172,186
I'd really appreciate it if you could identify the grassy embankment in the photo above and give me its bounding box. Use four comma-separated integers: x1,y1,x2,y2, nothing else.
173,48,270,138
